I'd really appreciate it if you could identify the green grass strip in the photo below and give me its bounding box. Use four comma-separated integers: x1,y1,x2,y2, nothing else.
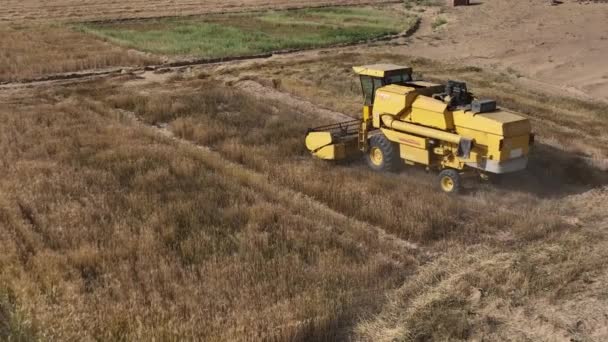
78,7,416,58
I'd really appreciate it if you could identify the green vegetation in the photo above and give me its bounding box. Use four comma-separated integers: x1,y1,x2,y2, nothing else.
79,7,417,57
0,289,38,341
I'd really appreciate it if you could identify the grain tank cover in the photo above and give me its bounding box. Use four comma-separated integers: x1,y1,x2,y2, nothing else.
353,64,413,78
373,85,418,116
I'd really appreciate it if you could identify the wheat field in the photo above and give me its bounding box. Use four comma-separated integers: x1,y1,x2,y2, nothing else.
1,50,607,339
1,1,608,340
0,24,158,82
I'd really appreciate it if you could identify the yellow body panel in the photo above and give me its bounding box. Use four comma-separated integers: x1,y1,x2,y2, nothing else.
381,128,430,165
498,134,530,162
381,128,428,149
405,96,453,130
372,87,454,131
313,144,346,160
305,131,333,152
382,116,461,144
372,110,380,128
452,110,531,162
453,110,530,136
400,145,430,165
373,85,417,116
352,64,412,77
306,131,359,160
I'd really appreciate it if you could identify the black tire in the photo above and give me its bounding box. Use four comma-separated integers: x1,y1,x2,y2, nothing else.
438,169,462,194
366,134,400,172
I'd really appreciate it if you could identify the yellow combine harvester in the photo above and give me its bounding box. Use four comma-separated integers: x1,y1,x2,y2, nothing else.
305,64,534,193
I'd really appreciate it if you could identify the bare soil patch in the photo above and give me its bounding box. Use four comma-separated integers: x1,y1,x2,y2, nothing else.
399,0,608,101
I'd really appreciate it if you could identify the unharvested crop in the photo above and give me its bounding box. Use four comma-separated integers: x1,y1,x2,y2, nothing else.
0,83,414,341
0,24,158,82
80,7,417,58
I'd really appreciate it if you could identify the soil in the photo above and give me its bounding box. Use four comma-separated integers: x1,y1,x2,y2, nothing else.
398,0,608,102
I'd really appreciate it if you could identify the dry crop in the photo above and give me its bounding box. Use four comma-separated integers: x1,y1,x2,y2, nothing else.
0,24,158,82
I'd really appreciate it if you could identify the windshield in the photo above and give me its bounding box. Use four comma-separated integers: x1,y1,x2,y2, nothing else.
384,73,412,85
360,73,413,105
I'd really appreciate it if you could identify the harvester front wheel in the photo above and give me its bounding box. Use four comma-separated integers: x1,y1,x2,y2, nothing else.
366,134,399,172
438,169,462,194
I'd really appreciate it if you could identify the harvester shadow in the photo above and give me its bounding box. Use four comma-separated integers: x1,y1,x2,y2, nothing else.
488,143,608,198
264,308,357,342
332,143,607,198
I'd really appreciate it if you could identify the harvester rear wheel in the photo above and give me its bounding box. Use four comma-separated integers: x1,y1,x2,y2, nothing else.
366,134,400,172
438,169,462,194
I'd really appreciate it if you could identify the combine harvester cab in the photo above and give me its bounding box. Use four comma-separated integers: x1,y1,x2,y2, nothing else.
305,64,534,193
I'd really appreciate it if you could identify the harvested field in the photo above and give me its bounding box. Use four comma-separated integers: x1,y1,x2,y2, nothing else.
0,24,159,82
80,7,417,58
0,0,398,23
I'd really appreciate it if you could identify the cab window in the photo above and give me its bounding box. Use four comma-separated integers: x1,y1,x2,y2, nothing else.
360,76,373,105
360,75,385,105
384,73,412,85
361,75,403,105
373,78,384,90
